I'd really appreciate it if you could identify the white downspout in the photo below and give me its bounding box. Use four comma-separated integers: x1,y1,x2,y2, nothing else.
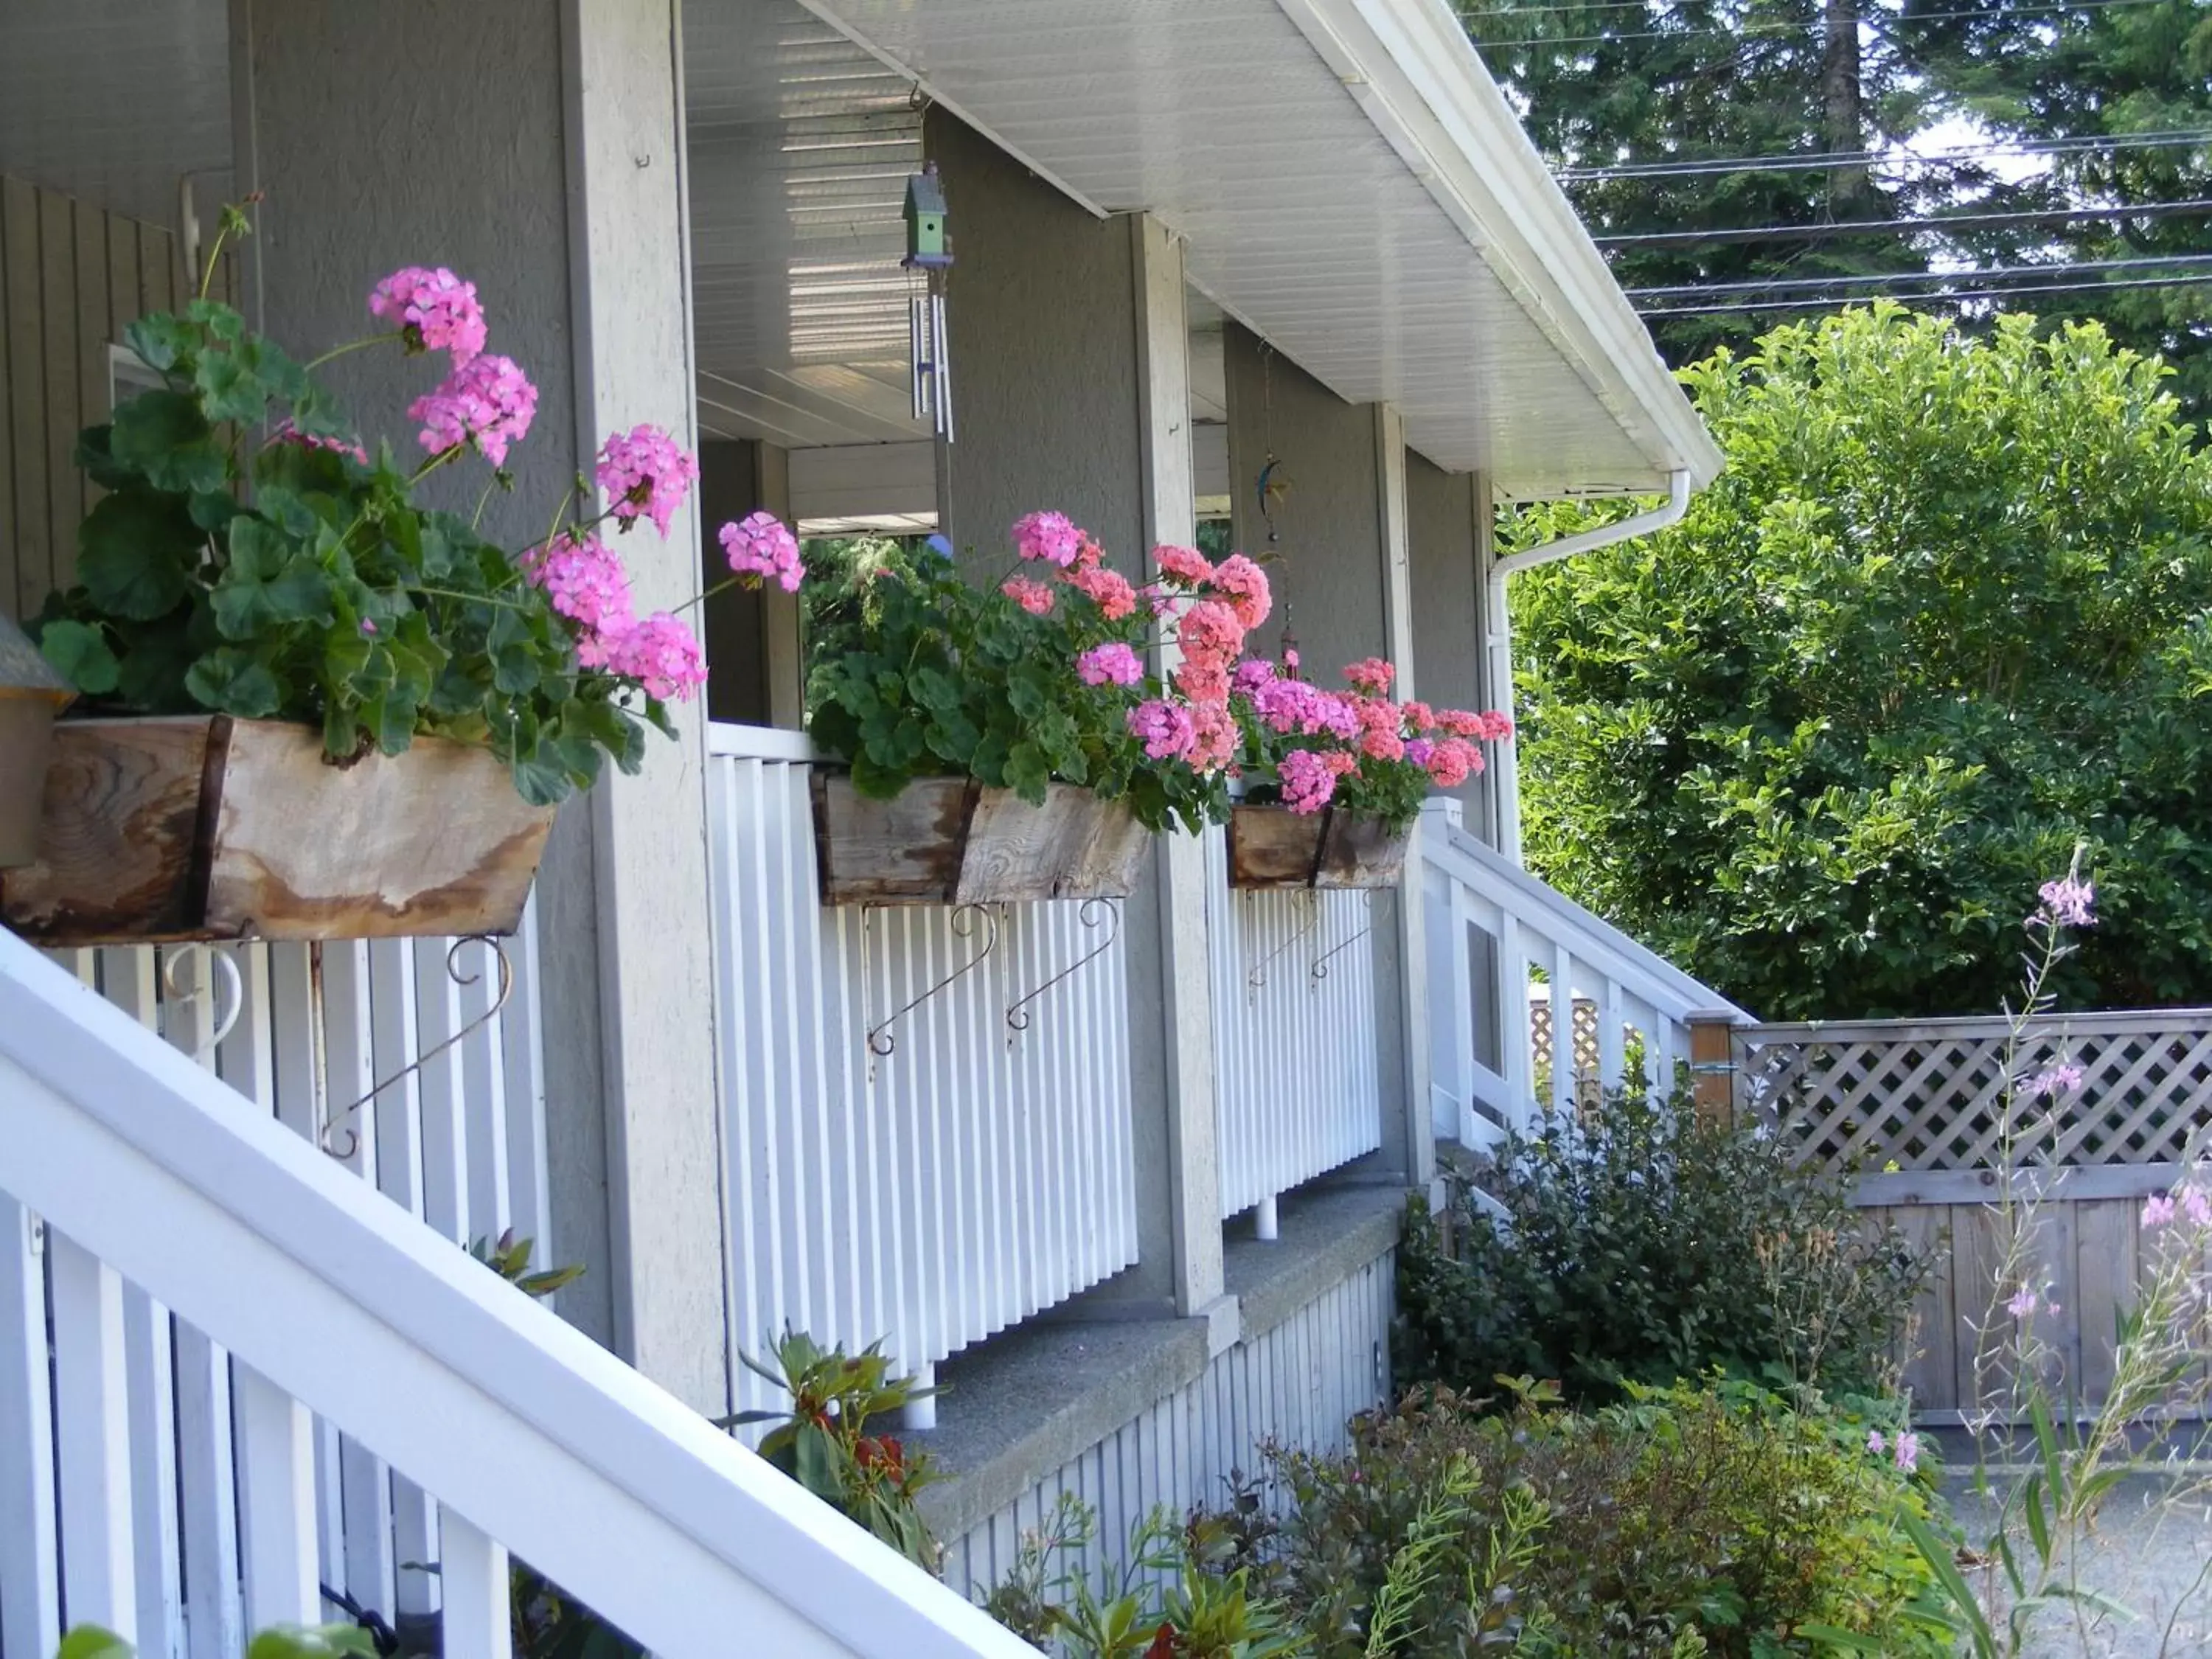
1485,469,1693,861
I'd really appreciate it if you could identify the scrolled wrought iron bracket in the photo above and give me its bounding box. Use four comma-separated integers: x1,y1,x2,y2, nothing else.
1006,897,1121,1037
323,935,513,1161
865,902,999,1061
1309,890,1382,985
1247,890,1320,993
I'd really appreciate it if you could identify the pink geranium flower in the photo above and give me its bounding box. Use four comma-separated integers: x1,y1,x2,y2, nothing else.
606,611,708,701
409,353,537,466
597,424,698,537
1278,748,1337,813
524,530,634,643
1068,563,1138,620
1128,699,1197,761
1177,599,1246,668
720,510,801,592
1343,658,1395,695
1012,511,1085,567
1003,575,1057,616
1209,554,1272,630
369,265,487,365
1077,642,1144,687
1189,700,1238,774
1425,738,1483,788
1153,544,1214,587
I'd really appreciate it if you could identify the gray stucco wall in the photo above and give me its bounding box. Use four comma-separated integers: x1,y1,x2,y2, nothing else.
234,0,618,1350
928,111,1145,580
1222,319,1385,675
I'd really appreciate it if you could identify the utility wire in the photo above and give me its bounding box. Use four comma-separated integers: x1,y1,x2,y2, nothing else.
1636,271,2212,314
1625,250,2212,295
1561,127,2212,180
1593,196,2212,244
1479,0,2188,49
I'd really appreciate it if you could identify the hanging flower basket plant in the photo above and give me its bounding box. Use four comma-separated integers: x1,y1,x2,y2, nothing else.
1222,655,1512,891
802,518,1265,905
4,203,779,946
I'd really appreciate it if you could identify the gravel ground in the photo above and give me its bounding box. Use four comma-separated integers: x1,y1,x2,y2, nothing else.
1940,1467,2212,1657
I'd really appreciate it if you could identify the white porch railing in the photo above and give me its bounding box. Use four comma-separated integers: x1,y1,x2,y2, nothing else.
706,724,1139,1418
21,919,552,1656
1420,800,1748,1151
0,927,1036,1659
1206,830,1385,1225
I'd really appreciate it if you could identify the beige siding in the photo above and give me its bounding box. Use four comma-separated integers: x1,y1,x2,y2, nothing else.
0,173,192,623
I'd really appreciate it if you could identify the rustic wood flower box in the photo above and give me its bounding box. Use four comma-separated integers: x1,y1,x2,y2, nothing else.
1226,803,1409,891
810,771,1151,905
1,715,554,946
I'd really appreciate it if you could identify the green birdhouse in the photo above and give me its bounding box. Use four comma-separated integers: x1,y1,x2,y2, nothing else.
903,161,952,270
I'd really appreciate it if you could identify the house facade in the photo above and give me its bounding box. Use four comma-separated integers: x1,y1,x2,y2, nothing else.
0,1,1726,1654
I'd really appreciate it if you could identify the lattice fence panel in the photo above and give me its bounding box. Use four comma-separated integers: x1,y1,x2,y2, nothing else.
1741,1016,2212,1172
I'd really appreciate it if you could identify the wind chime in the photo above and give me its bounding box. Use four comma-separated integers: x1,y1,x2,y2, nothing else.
905,160,954,440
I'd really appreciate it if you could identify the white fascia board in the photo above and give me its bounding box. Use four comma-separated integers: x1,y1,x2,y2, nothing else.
1273,0,1725,493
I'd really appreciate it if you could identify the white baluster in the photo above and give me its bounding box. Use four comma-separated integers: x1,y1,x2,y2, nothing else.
50,1229,136,1644
174,1326,243,1659
234,1363,320,1630
0,1196,60,1659
437,1509,513,1659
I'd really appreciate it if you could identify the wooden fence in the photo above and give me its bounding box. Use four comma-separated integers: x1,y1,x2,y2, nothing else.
1739,1011,2212,1422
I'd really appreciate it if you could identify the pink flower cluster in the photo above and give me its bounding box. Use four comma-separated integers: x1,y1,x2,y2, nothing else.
1003,575,1057,616
606,612,708,702
369,266,487,365
2037,874,2096,928
720,510,802,592
1013,510,1085,568
523,529,707,702
1865,1428,1921,1475
2143,1186,2212,1229
408,352,538,467
1078,642,1143,687
597,424,698,537
1129,698,1197,761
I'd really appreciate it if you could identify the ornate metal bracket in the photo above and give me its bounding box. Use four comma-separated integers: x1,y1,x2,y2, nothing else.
1247,892,1319,993
159,945,244,1059
866,902,998,1060
1006,898,1121,1035
1310,891,1381,985
322,936,513,1161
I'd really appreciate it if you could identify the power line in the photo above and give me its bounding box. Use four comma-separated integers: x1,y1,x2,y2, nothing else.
1624,250,2212,296
1635,271,2212,313
1475,0,2185,49
1593,196,2212,245
1559,127,2212,181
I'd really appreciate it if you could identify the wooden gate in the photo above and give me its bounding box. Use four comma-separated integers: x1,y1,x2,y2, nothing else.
1738,1011,2212,1422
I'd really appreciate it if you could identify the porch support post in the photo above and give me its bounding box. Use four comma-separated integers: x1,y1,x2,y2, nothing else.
1374,405,1435,1189
232,0,728,1413
1130,214,1228,1329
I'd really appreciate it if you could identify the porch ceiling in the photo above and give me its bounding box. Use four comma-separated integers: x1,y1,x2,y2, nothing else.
790,0,1721,499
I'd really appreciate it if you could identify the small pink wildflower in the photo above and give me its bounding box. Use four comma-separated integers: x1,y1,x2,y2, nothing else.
1002,575,1057,616
2144,1192,2178,1228
606,611,708,701
1343,657,1395,694
2186,1189,2212,1228
2021,1062,2084,1100
1068,563,1138,620
409,353,538,466
1012,511,1085,567
1279,748,1337,814
2007,1285,2039,1320
1077,642,1144,687
359,617,379,636
596,424,698,536
368,265,487,364
2037,874,2096,928
1153,544,1214,587
1128,699,1196,761
1866,1429,1886,1455
719,510,801,592
1893,1432,1921,1475
1208,554,1272,630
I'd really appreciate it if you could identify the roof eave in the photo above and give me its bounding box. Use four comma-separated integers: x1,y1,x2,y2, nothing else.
1273,0,1725,495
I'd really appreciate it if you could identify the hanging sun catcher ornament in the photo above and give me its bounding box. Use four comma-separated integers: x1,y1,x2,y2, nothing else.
905,161,954,441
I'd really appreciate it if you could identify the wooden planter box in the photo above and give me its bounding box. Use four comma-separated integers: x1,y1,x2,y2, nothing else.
1,716,554,946
1227,803,1409,891
810,771,1150,905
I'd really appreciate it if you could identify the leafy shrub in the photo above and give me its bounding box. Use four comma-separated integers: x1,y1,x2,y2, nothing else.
1395,1079,1926,1406
984,1493,1307,1658
1208,1379,1957,1658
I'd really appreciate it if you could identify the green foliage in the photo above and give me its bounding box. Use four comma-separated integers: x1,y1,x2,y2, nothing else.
35,288,670,808
1396,1078,1926,1406
470,1228,586,1301
58,1626,378,1659
1206,1380,1957,1659
984,1493,1309,1658
720,1329,943,1573
1508,307,2212,1018
802,537,1228,832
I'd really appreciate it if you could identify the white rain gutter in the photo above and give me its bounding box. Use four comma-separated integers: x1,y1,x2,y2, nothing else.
1484,469,1693,860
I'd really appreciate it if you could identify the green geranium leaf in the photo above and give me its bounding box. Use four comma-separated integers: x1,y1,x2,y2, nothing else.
76,487,202,620
184,299,247,344
110,389,226,495
72,424,138,491
57,1627,136,1659
213,516,334,639
185,648,285,719
244,1625,380,1659
509,729,573,807
123,313,196,373
38,619,119,695
1006,740,1051,803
